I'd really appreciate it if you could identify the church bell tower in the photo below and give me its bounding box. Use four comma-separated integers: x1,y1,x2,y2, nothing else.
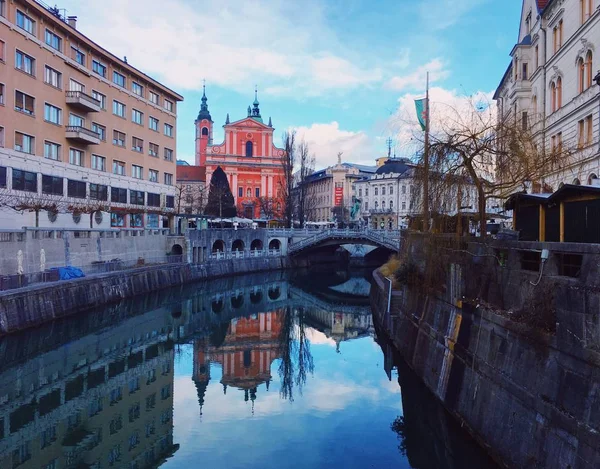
195,83,213,166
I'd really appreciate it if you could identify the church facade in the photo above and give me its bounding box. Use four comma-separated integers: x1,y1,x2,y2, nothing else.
195,88,286,219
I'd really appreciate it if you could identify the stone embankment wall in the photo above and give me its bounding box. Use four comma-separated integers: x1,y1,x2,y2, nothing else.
371,233,600,469
0,228,181,275
0,256,289,335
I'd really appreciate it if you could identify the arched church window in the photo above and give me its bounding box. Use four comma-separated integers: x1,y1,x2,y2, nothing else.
246,141,253,157
202,127,209,136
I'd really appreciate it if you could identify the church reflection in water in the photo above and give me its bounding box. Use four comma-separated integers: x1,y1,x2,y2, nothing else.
193,311,283,413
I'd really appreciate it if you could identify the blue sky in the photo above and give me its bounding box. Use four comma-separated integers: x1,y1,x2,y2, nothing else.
61,0,522,169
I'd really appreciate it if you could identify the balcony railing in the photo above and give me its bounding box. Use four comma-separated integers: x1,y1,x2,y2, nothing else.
66,126,101,145
65,90,101,112
369,208,394,215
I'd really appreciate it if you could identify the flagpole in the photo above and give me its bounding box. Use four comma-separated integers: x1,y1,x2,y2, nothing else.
423,71,430,231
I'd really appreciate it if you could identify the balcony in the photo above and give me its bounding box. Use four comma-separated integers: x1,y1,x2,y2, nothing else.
65,90,101,113
66,126,101,145
369,208,394,215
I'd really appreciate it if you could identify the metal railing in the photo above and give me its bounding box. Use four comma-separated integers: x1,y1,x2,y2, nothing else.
66,125,101,139
65,90,102,106
288,228,400,253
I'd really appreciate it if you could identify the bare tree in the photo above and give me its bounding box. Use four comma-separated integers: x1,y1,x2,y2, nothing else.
279,131,296,228
407,96,571,237
256,196,281,220
296,140,316,226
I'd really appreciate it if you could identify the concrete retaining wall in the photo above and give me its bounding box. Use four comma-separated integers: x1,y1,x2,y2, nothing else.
371,268,600,468
0,256,290,335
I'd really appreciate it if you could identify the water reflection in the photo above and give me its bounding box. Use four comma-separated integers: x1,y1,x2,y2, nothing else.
0,269,496,468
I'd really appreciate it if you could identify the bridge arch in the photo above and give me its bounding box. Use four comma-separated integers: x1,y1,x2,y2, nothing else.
212,240,225,253
268,239,281,251
250,290,263,304
232,239,245,252
250,239,263,251
268,286,281,300
211,298,224,314
231,293,244,309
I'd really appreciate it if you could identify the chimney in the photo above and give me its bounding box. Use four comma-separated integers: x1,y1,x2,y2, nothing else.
67,16,77,29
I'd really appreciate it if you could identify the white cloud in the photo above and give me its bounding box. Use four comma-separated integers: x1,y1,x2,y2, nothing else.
62,0,387,97
385,58,450,92
293,122,375,169
417,0,488,30
387,87,496,158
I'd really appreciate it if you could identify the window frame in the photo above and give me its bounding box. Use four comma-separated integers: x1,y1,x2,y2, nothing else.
12,168,38,192
112,100,126,118
113,130,126,147
15,90,35,115
44,140,61,161
113,71,126,87
44,103,62,125
67,179,87,199
42,174,63,196
44,65,62,89
16,9,35,36
91,154,106,171
44,29,62,52
14,131,35,154
69,148,84,167
15,49,35,76
164,123,173,137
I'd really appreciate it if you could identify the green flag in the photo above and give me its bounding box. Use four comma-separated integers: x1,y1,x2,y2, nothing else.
415,98,427,131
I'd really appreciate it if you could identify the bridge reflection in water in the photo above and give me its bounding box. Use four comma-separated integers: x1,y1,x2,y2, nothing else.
0,269,496,468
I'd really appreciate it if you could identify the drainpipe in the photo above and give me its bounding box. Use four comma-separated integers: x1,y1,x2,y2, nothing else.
595,71,600,155
540,21,548,159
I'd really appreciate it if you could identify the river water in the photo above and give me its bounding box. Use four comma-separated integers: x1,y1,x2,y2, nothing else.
0,268,497,469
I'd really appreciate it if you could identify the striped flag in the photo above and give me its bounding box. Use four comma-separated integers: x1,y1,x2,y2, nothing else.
414,98,428,131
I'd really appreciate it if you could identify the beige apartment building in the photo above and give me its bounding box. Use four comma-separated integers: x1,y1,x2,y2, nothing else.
0,0,183,229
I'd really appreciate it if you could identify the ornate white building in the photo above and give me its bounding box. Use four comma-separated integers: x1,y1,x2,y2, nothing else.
494,0,600,190
354,158,479,230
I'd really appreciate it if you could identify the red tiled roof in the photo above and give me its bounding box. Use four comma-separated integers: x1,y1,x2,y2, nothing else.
176,165,206,182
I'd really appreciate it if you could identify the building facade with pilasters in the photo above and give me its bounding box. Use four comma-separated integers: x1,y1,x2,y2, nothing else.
195,88,285,219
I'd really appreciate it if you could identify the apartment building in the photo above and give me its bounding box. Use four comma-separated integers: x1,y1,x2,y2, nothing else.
0,0,183,229
494,0,599,191
303,160,376,223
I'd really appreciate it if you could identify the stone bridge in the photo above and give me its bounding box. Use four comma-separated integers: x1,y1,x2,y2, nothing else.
185,228,399,262
287,228,400,255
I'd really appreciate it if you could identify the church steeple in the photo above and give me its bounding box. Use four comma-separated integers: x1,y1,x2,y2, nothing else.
250,86,263,123
197,82,212,122
225,113,230,125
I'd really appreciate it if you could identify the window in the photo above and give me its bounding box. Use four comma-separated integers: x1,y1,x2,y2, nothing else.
69,79,84,93
0,126,4,147
92,123,106,141
44,65,61,88
535,45,539,69
149,142,159,157
256,187,260,197
586,115,593,147
164,173,173,185
113,160,126,175
532,95,538,117
92,60,106,78
551,78,562,112
164,123,173,137
0,39,4,62
586,51,593,90
130,213,143,228
130,190,144,205
113,100,125,117
149,169,158,182
358,189,362,197
69,148,84,166
16,10,35,35
71,47,85,66
92,90,106,109
389,186,393,195
69,113,84,127
113,71,126,87
579,119,586,148
581,0,594,23
15,132,35,154
132,109,143,125
132,82,143,96
44,141,61,160
0,0,5,17
382,186,386,196
164,148,173,161
364,201,368,210
238,187,243,197
374,187,378,196
132,165,143,179
15,50,35,76
149,91,159,104
111,187,127,204
166,195,175,208
382,201,386,209
149,116,159,131
12,169,37,192
45,29,61,51
113,130,126,147
164,99,173,112
42,175,63,195
522,111,528,131
147,192,160,206
92,154,106,171
44,103,61,124
553,20,563,53
132,137,143,153
68,179,86,198
90,183,108,201
245,141,253,157
522,63,528,80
